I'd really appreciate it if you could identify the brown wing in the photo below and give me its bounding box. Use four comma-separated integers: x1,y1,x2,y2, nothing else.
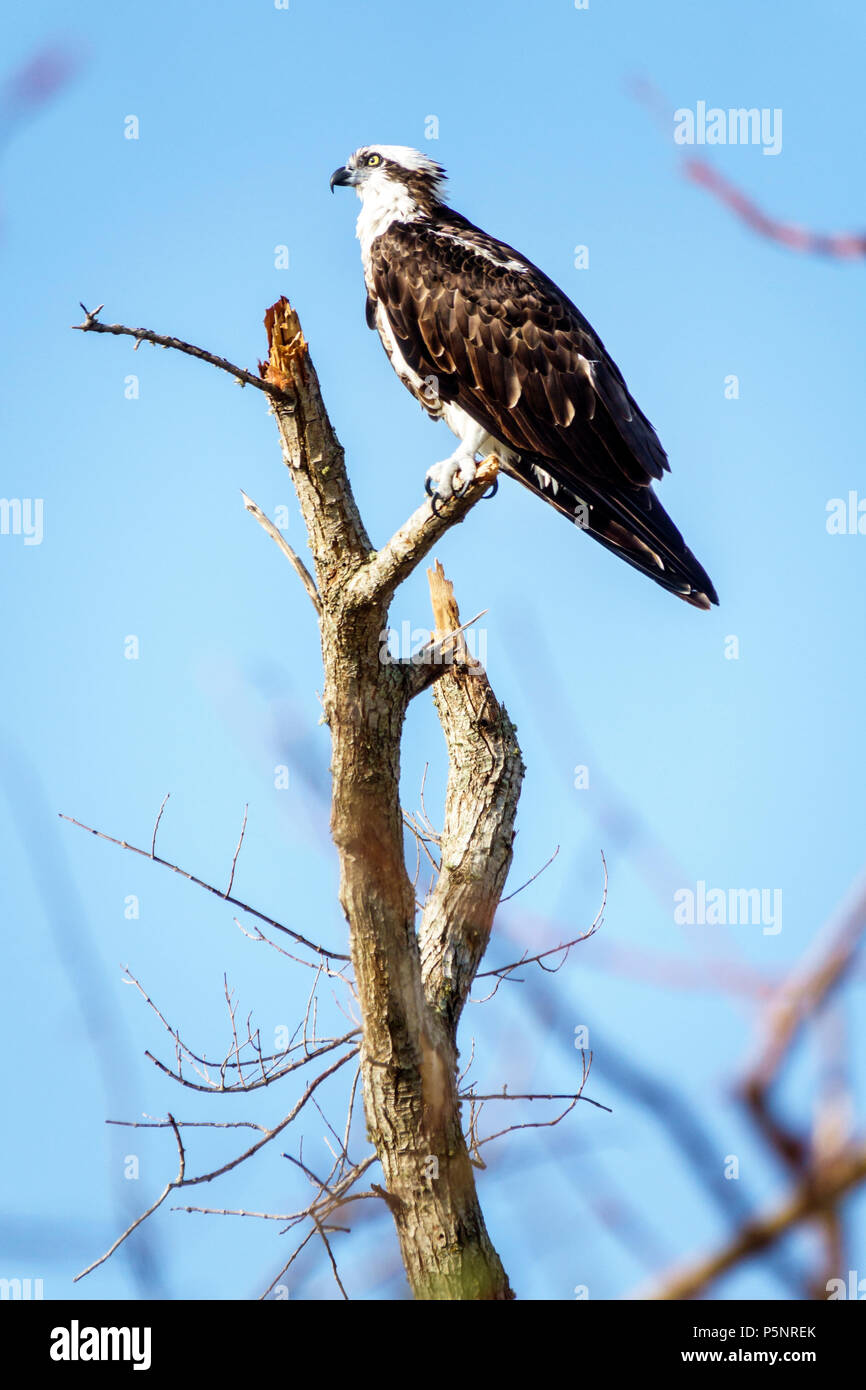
368,209,670,490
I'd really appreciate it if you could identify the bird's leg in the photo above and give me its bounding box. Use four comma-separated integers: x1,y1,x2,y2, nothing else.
425,451,479,502
425,418,495,505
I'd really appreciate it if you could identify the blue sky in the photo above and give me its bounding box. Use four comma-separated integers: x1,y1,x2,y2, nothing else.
2,0,864,1300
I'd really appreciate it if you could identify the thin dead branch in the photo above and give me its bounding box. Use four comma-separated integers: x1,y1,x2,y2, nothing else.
240,490,322,616
72,303,293,398
59,810,349,962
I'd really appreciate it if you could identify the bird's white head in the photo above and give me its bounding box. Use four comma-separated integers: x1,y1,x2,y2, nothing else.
331,146,447,260
330,145,447,210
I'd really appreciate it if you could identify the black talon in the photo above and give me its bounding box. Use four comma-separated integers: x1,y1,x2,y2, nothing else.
482,477,499,500
425,477,436,498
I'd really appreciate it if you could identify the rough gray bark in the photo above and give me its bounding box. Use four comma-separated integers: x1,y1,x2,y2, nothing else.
261,297,523,1299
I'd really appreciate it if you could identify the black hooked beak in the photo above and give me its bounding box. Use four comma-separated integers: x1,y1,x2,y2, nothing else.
330,165,355,193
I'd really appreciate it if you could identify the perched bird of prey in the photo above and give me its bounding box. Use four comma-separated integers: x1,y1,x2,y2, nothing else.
331,145,718,609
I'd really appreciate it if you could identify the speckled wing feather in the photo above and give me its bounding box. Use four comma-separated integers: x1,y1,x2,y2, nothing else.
368,208,718,608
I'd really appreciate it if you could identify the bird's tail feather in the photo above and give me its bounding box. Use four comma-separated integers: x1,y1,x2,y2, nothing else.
502,453,719,610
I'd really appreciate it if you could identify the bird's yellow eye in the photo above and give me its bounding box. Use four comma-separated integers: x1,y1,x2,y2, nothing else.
366,153,381,167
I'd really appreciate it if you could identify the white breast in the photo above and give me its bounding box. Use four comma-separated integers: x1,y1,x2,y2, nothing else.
374,301,437,409
356,175,422,280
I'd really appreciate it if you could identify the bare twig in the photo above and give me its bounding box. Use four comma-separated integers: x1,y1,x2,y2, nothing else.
461,1089,611,1115
72,303,294,399
475,851,607,996
314,1214,350,1299
75,1049,358,1281
241,491,322,616
151,792,170,857
500,845,561,902
59,811,349,961
226,804,248,898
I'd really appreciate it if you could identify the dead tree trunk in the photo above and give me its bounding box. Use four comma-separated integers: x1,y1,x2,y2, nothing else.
260,298,523,1299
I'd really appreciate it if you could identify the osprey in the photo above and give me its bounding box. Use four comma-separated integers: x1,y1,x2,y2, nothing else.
330,145,718,609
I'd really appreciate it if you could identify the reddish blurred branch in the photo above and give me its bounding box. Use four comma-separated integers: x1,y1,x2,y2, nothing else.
629,76,866,259
0,41,84,157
